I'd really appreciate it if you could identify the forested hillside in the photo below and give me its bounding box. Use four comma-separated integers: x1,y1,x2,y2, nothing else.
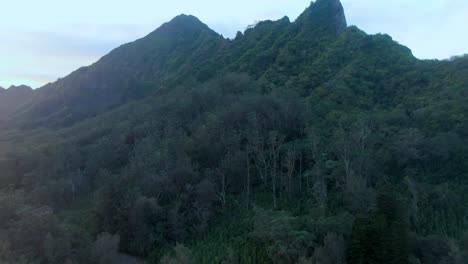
1,0,468,263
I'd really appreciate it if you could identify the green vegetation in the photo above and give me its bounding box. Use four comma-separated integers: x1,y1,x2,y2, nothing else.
1,0,468,263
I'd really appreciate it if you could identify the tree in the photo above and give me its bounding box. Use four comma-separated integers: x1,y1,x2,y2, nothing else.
311,233,347,264
43,233,72,264
128,196,165,256
334,119,374,213
349,187,409,264
269,131,285,208
249,117,272,189
245,149,252,209
91,232,120,264
193,178,217,233
250,207,314,264
160,243,194,264
307,126,322,192
334,125,353,185
283,144,297,197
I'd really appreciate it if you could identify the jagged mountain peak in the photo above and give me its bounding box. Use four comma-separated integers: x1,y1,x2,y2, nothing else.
152,13,212,35
296,0,347,35
4,0,420,129
170,14,205,24
6,85,33,92
0,85,34,120
132,13,219,47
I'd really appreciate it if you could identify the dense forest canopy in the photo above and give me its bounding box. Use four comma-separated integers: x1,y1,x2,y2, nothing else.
1,0,468,263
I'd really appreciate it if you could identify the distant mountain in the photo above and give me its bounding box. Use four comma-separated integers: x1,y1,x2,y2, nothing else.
2,0,467,129
10,15,225,127
3,0,352,128
0,85,34,121
6,85,33,92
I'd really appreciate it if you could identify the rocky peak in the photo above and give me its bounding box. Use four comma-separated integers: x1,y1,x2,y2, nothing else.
7,85,33,93
152,14,212,36
296,0,347,35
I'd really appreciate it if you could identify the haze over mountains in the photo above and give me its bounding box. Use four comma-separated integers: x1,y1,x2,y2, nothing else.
1,0,468,263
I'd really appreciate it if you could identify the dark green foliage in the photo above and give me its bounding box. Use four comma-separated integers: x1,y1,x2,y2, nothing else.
249,207,315,263
1,0,468,263
307,233,347,264
349,188,409,264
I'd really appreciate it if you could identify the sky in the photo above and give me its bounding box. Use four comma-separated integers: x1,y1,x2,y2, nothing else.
1,0,467,88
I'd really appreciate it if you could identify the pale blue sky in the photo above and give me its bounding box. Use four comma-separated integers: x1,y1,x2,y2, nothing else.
1,0,467,88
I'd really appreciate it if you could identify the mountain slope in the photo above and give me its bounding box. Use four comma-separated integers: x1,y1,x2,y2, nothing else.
14,15,226,127
4,0,355,128
4,0,466,131
1,1,468,263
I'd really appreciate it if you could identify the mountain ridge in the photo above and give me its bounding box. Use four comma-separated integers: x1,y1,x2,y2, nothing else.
13,12,226,127
1,0,462,130
5,0,353,128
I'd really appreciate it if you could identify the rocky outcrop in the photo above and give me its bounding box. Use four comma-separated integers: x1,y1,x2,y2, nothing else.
296,0,347,35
